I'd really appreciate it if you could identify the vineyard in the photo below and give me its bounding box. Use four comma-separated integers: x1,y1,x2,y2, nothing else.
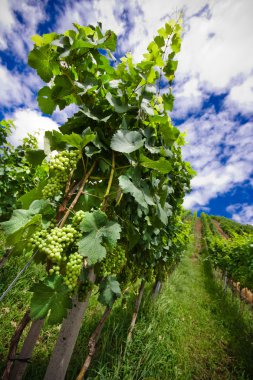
0,19,253,380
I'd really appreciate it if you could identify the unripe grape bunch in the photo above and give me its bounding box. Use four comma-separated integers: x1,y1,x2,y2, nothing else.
42,150,81,199
98,245,126,278
64,252,83,290
29,224,80,267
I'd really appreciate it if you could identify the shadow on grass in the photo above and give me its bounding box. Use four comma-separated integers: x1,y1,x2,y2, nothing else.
202,258,253,378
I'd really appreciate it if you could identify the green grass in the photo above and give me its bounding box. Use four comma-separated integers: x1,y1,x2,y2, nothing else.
82,251,253,380
0,233,253,380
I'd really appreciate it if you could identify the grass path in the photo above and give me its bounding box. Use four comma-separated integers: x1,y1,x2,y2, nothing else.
85,243,253,379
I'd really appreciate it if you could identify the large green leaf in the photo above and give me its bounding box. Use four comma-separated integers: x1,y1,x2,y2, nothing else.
159,123,180,146
10,214,41,247
163,59,178,80
31,32,58,47
118,173,154,210
51,75,73,99
30,275,72,325
1,208,38,236
106,93,129,113
110,130,144,153
98,276,121,307
37,86,57,114
28,46,54,83
18,181,47,209
25,149,46,167
99,30,117,51
1,200,51,249
140,154,172,174
171,33,181,53
61,131,95,149
78,210,121,264
44,130,65,154
163,93,174,112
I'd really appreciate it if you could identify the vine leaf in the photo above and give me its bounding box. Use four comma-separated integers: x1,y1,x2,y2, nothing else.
51,75,73,99
44,130,65,154
18,181,47,209
5,214,42,254
98,276,121,307
78,210,121,264
118,172,154,210
31,32,58,47
110,130,144,153
30,275,72,325
25,149,46,167
0,200,52,250
1,207,39,236
159,122,180,146
28,46,54,83
106,93,129,113
163,93,174,112
140,154,172,174
61,132,95,149
37,86,56,114
155,196,172,225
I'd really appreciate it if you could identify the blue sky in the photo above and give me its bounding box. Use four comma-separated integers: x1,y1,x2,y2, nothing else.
0,0,252,224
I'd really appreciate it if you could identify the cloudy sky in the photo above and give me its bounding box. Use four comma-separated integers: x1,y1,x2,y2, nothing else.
0,0,252,224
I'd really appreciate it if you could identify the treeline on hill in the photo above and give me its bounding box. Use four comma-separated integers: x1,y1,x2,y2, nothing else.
201,212,253,292
0,18,196,379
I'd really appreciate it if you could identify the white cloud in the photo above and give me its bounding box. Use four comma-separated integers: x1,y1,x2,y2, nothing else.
178,0,253,90
181,109,253,210
56,0,126,36
226,203,253,225
0,0,15,50
8,109,59,149
225,75,253,115
173,77,206,118
0,0,47,58
0,64,40,108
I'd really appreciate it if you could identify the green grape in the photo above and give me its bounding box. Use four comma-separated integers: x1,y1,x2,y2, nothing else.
98,245,126,278
72,210,85,226
29,224,79,265
42,149,81,199
64,252,83,291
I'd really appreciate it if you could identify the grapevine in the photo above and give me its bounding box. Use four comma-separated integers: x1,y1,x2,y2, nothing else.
0,18,195,379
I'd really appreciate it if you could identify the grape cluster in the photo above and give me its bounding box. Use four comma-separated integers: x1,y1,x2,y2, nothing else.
29,225,79,264
42,150,81,199
98,245,126,278
72,210,85,226
64,252,83,290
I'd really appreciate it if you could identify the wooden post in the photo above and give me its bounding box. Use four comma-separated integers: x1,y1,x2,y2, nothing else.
43,269,95,380
127,280,145,343
2,310,31,380
224,271,228,293
9,319,44,380
152,280,161,298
